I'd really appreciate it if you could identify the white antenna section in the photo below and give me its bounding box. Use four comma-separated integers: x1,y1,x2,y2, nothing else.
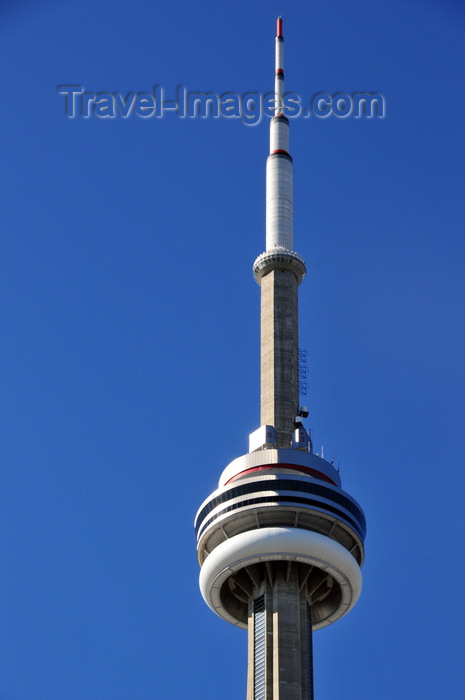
266,16,293,252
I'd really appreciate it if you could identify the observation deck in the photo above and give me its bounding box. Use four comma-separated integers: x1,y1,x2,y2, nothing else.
253,247,307,285
195,450,366,631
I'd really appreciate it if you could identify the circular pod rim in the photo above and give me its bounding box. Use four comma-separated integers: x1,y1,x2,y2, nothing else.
199,526,362,631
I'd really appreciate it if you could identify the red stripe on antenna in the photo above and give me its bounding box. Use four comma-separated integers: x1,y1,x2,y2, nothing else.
277,17,283,38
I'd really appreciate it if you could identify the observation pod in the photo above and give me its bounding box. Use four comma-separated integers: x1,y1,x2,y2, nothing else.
195,450,365,631
195,17,366,700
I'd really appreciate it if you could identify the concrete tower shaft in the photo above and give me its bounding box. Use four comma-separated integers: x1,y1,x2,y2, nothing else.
260,268,299,446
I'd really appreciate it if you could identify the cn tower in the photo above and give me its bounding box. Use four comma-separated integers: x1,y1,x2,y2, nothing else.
195,18,366,700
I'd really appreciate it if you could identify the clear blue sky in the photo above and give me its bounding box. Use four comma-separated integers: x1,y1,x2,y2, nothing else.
1,1,464,698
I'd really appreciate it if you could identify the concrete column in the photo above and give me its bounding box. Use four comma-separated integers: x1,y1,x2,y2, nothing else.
246,566,313,700
260,268,299,447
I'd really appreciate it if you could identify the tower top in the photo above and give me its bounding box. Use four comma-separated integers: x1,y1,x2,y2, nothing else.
274,16,285,115
253,16,306,287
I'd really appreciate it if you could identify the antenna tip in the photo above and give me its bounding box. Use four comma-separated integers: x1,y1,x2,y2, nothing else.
277,17,283,38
